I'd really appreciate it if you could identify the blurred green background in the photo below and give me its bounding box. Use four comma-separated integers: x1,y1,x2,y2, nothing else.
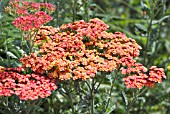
0,0,170,114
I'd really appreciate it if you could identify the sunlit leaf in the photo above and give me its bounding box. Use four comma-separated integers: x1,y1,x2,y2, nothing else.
121,90,128,106
6,51,18,59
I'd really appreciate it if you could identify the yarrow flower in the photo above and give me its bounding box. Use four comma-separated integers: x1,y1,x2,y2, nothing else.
19,18,166,87
7,0,56,15
35,18,166,89
148,66,166,83
121,57,166,89
0,66,57,100
20,19,122,80
19,18,166,86
6,0,56,31
13,11,52,31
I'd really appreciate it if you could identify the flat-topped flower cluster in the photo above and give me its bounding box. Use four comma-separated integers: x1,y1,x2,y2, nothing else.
21,18,166,89
0,66,57,100
0,0,166,100
5,0,56,31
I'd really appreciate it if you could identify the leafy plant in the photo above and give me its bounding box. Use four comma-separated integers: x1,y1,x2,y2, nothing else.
0,0,169,114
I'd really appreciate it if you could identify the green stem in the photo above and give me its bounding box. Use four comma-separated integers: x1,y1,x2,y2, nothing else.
125,87,148,114
21,32,29,54
90,78,95,114
85,81,91,90
25,101,31,114
28,29,38,53
59,89,69,100
69,92,75,114
5,36,10,67
4,97,13,114
84,0,89,22
150,1,165,66
55,1,59,27
143,18,153,66
94,72,106,92
29,34,33,53
143,1,160,66
32,99,43,114
94,78,103,91
65,82,75,114
85,78,95,114
104,70,118,112
72,0,78,22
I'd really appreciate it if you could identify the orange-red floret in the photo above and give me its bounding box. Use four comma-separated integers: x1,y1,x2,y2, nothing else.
0,71,57,100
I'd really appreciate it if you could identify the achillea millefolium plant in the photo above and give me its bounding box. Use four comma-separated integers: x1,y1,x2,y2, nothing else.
0,0,166,113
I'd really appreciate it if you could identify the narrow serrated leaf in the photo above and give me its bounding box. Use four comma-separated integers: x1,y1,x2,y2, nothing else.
121,90,128,106
152,15,170,25
16,46,26,54
6,51,18,59
135,23,147,32
106,105,116,114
